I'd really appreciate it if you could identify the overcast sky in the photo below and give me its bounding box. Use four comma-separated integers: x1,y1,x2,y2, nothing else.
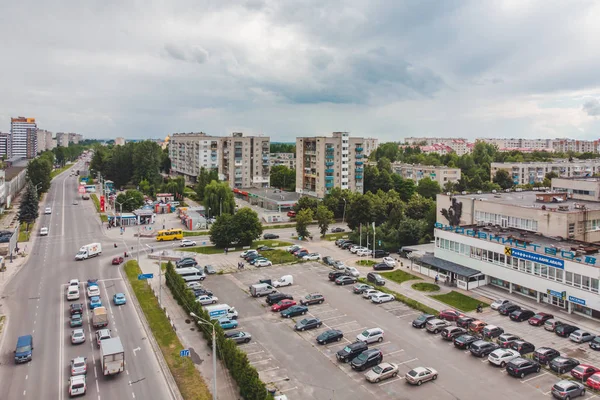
2,0,600,141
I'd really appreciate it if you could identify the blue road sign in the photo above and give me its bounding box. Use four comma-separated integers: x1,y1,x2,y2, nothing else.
180,349,190,357
137,273,154,280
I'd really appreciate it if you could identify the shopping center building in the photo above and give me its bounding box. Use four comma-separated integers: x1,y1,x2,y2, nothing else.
434,178,600,320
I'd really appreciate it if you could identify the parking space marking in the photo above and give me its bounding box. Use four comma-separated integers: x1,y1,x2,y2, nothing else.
521,372,549,383
329,320,357,329
245,350,265,356
396,312,420,318
249,358,272,365
344,327,368,334
279,387,298,393
384,349,405,357
258,366,279,373
378,376,404,386
319,314,347,322
396,358,418,365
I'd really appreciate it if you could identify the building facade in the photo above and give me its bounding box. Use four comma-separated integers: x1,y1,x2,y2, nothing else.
391,162,461,187
553,139,600,154
10,117,37,158
404,137,471,156
491,159,600,186
0,133,8,157
219,132,270,189
169,132,220,181
115,137,126,146
477,138,554,152
270,153,296,170
55,132,68,147
295,132,377,198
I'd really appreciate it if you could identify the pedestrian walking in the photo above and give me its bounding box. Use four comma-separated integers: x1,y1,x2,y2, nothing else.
435,275,439,285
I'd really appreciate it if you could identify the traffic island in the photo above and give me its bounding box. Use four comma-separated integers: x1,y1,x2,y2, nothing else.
411,282,441,292
123,261,212,400
357,278,438,315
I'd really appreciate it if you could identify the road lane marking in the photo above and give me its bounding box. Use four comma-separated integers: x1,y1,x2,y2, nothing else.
96,380,100,393
132,393,136,398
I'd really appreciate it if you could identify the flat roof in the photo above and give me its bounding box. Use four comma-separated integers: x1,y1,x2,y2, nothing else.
419,253,481,277
4,166,26,181
243,188,302,203
450,191,600,211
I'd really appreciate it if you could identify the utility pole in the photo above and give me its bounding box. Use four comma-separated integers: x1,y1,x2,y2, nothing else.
372,222,376,259
359,224,362,247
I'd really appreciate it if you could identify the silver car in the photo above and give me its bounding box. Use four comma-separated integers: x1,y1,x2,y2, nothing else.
405,367,438,386
365,362,399,383
569,330,595,343
70,357,87,376
551,380,585,400
71,329,86,345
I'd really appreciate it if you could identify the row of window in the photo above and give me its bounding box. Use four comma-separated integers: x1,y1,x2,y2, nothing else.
554,187,596,196
436,237,600,293
474,211,539,232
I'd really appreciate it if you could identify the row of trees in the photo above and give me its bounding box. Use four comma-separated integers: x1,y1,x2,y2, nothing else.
209,208,262,248
270,143,295,153
269,165,295,191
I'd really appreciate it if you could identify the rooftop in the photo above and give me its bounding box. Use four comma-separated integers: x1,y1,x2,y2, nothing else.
450,190,600,212
243,188,302,203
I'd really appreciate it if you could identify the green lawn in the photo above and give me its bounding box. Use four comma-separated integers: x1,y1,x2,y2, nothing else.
183,230,210,237
18,222,31,242
181,246,227,255
380,270,421,284
411,282,440,292
123,261,212,400
90,194,108,222
430,291,490,312
50,164,71,178
323,232,349,241
251,240,292,248
357,278,438,315
356,259,377,266
259,249,302,265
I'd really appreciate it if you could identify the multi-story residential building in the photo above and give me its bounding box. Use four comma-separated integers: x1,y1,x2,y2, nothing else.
553,138,600,154
0,133,9,157
55,132,68,147
219,132,270,189
67,133,82,144
391,162,461,187
169,132,220,182
491,159,600,186
270,153,296,170
10,117,37,158
477,138,554,152
404,137,471,156
295,132,377,198
37,129,53,152
115,137,126,146
433,181,600,320
45,131,55,150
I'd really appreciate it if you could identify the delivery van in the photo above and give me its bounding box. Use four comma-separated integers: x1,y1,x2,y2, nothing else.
273,275,293,288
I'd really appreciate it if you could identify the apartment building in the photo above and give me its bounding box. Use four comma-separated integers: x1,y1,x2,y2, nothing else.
45,131,55,150
10,117,37,158
477,138,554,152
0,133,8,157
270,153,296,170
433,183,600,319
295,132,377,198
219,132,270,189
391,162,461,186
553,138,600,153
168,132,220,181
404,137,471,156
55,132,68,147
491,159,600,186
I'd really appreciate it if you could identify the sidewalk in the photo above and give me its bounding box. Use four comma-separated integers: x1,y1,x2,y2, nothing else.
137,257,240,400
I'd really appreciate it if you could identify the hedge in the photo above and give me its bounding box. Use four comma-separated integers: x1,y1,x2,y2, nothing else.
165,262,270,400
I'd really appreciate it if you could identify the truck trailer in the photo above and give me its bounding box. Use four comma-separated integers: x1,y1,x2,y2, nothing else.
204,304,239,320
101,337,124,376
92,307,109,328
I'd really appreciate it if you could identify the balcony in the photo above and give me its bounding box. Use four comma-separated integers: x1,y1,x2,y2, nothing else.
326,154,334,159
305,150,316,156
325,176,334,181
355,161,363,166
325,161,334,167
356,175,363,179
325,168,334,173
355,147,363,152
355,168,363,173
355,154,364,159
326,147,334,153
325,182,334,188
262,160,269,165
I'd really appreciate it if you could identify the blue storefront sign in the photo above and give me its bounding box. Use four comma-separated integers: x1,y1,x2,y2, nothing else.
547,289,565,299
568,296,586,306
506,248,565,269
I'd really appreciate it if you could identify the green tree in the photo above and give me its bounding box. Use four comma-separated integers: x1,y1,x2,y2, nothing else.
160,147,171,173
233,208,263,245
295,208,313,239
397,218,427,246
392,175,415,202
132,141,162,185
376,157,392,173
543,171,558,187
270,143,295,153
18,180,39,232
270,165,296,190
406,195,435,220
346,196,374,230
204,181,235,217
26,157,52,193
209,214,237,248
416,177,441,200
315,205,334,237
138,179,151,195
115,190,144,212
493,169,514,189
294,196,319,214
194,167,219,201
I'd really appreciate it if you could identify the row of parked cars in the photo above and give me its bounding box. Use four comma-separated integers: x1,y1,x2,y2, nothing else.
334,239,391,258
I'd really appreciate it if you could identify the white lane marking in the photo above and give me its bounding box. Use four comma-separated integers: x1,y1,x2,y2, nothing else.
132,393,136,398
279,387,298,393
396,358,418,365
249,358,272,365
258,366,279,373
25,375,28,380
94,366,98,378
126,370,129,375
245,350,264,356
96,380,99,393
23,390,26,396
61,176,66,237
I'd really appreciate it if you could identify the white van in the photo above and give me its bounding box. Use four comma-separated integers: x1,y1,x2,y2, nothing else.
40,227,48,236
67,287,80,301
175,267,206,282
273,275,293,288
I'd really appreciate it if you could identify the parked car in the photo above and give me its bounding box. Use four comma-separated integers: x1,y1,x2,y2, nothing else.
533,347,561,365
550,357,580,374
551,380,586,400
426,319,451,334
510,340,535,355
287,245,301,253
470,340,500,358
356,248,373,257
256,245,274,252
544,319,564,332
488,348,521,367
180,239,197,247
280,305,308,318
588,372,600,390
204,265,216,275
382,257,395,267
373,262,394,271
590,336,600,351
328,271,348,281
365,362,399,383
353,284,373,294
266,293,293,305
373,250,390,258
336,275,357,285
556,324,579,338
349,245,364,254
468,320,487,334
498,303,521,316
332,261,346,270
440,327,467,341
412,314,436,329
316,329,344,345
287,211,296,218
336,341,368,363
367,272,385,286
351,349,383,371
438,309,464,322
497,333,521,348
340,242,355,249
241,250,258,258
331,227,345,233
111,256,124,265
570,330,595,343
322,256,335,266
224,331,252,344
528,312,554,326
362,289,382,299
302,253,321,261
295,318,322,331
490,299,510,310
218,318,239,330
405,367,438,386
371,293,394,304
506,357,540,378
345,267,360,277
509,309,535,322
255,259,273,268
483,325,504,339
571,364,600,381
249,257,268,265
453,335,479,349
263,233,279,239
176,258,198,268
300,293,325,305
457,316,475,329
356,328,384,344
271,299,297,312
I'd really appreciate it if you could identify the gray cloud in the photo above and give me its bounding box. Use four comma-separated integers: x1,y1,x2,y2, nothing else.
583,99,600,117
164,43,209,64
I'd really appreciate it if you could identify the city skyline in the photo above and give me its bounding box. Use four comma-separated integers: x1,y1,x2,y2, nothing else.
2,2,600,140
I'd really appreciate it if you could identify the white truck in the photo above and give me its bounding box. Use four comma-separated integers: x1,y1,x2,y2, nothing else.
101,337,124,376
75,243,102,260
92,307,109,328
205,304,239,320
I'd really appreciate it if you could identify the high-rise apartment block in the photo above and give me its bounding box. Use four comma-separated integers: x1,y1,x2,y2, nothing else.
404,137,471,156
491,159,600,186
295,132,378,198
169,132,220,180
55,132,67,147
270,153,296,169
552,139,600,153
10,117,37,159
476,138,554,152
0,133,8,157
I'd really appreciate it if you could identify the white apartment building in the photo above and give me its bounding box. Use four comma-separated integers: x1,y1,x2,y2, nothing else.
270,153,296,170
0,133,9,157
296,132,378,198
391,162,461,187
491,159,600,186
219,132,270,189
404,137,471,156
37,129,52,152
553,138,600,153
477,138,554,152
10,117,37,158
433,185,600,319
169,132,220,182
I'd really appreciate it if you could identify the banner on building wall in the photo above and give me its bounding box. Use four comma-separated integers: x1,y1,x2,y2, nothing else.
505,247,565,269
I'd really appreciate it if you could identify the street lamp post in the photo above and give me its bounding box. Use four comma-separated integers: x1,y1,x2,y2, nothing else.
341,198,347,225
190,313,217,400
146,244,162,306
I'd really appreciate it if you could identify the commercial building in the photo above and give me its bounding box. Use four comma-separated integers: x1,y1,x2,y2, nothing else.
491,159,600,186
168,132,220,181
219,132,270,189
391,162,461,187
115,137,126,146
404,137,471,156
270,153,296,170
10,117,37,158
295,132,378,198
434,182,600,320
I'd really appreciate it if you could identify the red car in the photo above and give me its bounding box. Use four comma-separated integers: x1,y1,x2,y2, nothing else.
271,299,297,312
587,372,600,390
438,309,464,322
528,312,553,326
287,211,296,217
112,257,124,265
571,364,600,381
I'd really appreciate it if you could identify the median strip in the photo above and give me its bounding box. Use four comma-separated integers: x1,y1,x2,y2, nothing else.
357,278,437,315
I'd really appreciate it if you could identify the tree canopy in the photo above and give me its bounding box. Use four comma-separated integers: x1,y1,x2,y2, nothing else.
204,181,236,218
270,165,296,191
209,208,262,248
18,180,39,230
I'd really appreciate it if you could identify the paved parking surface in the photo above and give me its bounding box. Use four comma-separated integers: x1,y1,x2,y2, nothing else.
207,263,588,399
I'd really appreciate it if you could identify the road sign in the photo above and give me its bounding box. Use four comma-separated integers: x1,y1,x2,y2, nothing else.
78,186,85,194
378,240,382,246
180,349,190,357
137,273,154,280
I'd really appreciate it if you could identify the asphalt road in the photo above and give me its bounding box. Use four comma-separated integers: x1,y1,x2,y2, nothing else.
0,163,173,400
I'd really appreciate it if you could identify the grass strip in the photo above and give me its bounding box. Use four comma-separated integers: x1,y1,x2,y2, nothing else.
355,259,377,266
90,194,109,222
379,269,421,284
430,291,490,312
124,261,212,400
323,232,349,241
50,164,71,178
18,222,31,242
357,277,438,315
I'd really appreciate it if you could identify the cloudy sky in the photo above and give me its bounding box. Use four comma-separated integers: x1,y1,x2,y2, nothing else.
2,0,600,141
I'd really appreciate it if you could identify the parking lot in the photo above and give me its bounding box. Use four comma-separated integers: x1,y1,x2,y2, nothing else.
202,260,590,400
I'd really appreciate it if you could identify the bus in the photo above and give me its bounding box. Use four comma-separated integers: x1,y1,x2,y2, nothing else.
156,229,183,241
174,267,205,282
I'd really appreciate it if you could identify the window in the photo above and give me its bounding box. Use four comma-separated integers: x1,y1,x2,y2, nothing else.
573,273,582,288
569,224,575,234
555,269,563,282
565,271,572,285
547,267,555,280
592,278,599,293
582,276,590,290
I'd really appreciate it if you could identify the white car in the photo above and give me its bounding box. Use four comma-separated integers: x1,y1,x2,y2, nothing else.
45,207,52,214
382,257,396,267
70,356,87,376
345,267,360,277
40,227,48,236
487,348,521,367
196,295,218,305
362,289,382,299
356,248,372,257
186,282,203,289
371,293,394,304
255,259,272,268
180,239,197,247
350,246,365,254
68,375,86,397
302,253,321,261
490,299,510,310
240,250,258,258
356,328,384,344
86,285,100,298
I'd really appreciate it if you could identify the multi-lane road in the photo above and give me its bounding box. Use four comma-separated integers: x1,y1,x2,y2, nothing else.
0,163,174,400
